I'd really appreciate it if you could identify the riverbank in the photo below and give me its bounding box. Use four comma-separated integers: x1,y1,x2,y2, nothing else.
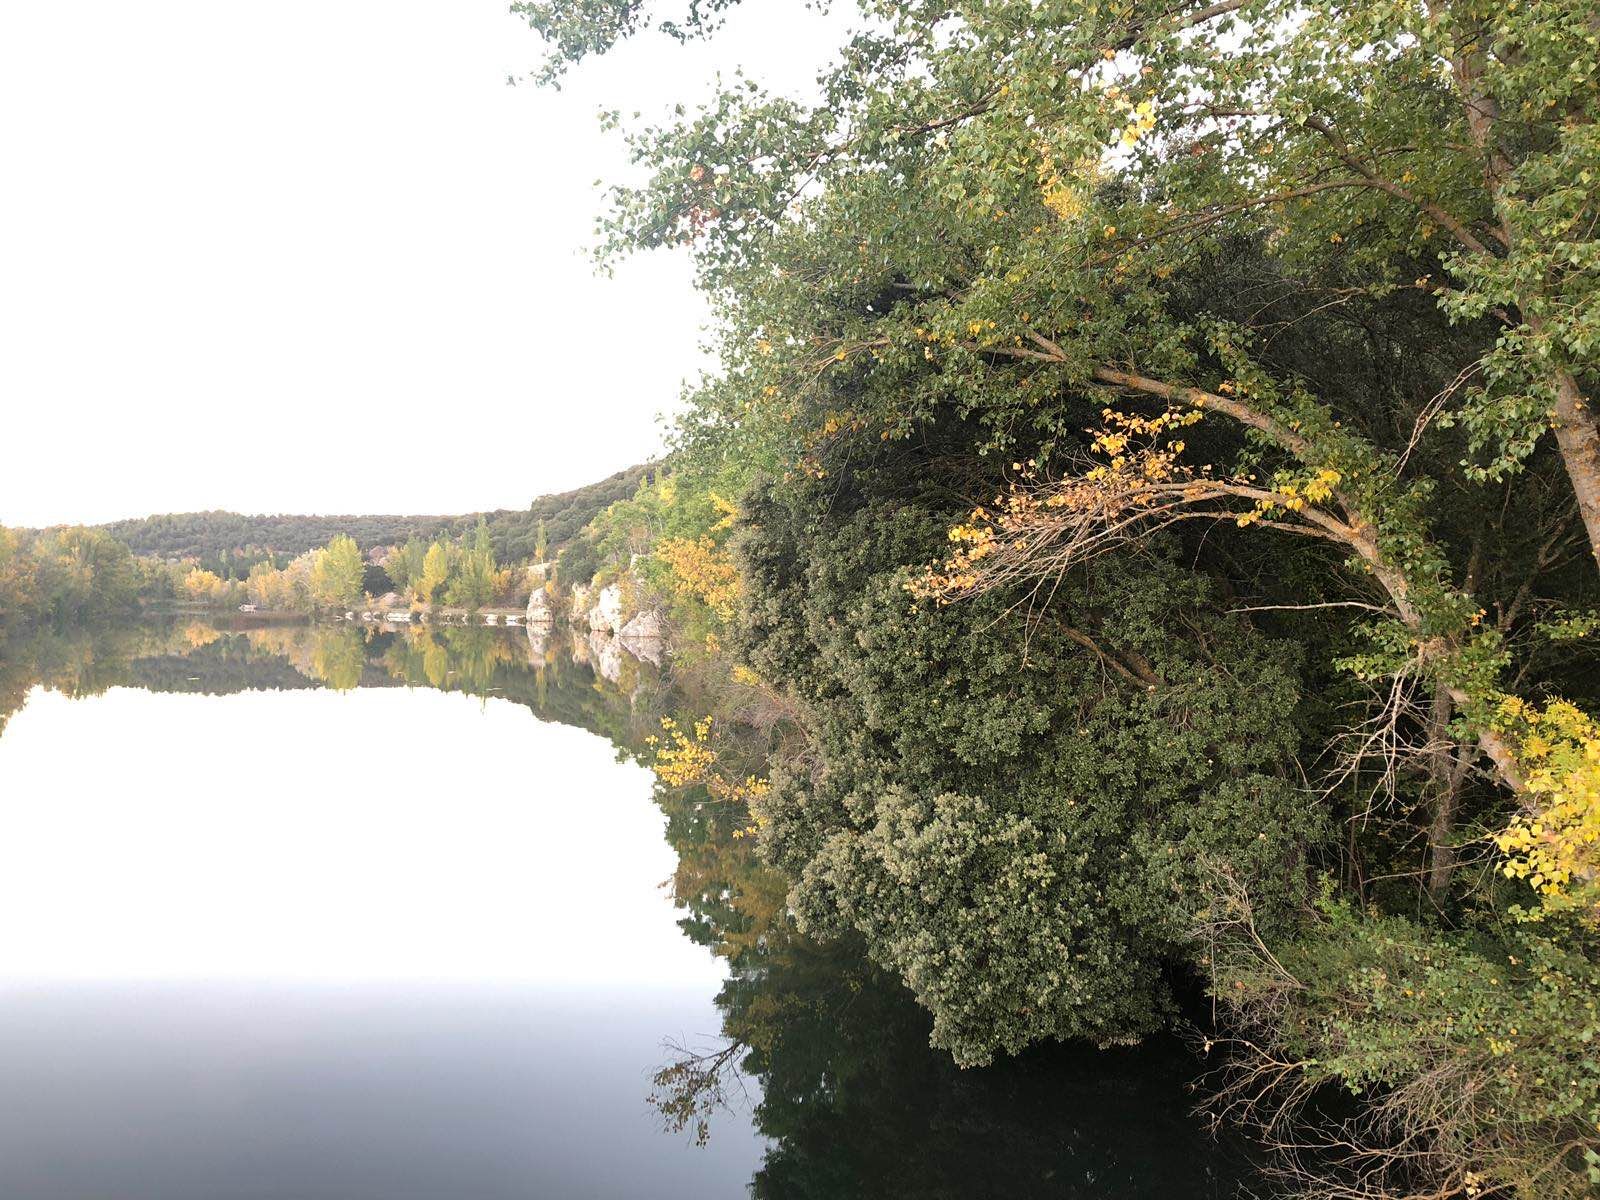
141,603,531,628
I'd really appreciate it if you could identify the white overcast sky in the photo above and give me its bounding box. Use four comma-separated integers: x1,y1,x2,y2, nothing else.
0,1,847,528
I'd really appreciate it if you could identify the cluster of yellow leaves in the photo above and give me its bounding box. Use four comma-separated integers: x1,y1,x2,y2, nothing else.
911,517,999,598
724,775,771,839
181,568,231,601
808,410,868,446
1036,146,1097,222
910,406,1215,603
646,716,771,836
1493,697,1600,920
1085,406,1203,480
718,775,770,804
1235,467,1343,527
657,535,741,621
647,716,718,787
1040,173,1083,221
1116,98,1158,150
708,491,738,532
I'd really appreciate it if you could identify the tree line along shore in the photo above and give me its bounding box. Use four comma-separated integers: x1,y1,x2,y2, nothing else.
7,0,1600,1194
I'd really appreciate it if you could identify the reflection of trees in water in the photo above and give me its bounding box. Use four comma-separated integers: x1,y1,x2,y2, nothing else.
237,624,368,691
0,617,664,751
0,621,205,733
743,943,1254,1198
0,616,1253,1195
180,622,222,651
652,920,1257,1198
379,626,523,694
652,770,1260,1198
383,626,451,690
309,627,366,692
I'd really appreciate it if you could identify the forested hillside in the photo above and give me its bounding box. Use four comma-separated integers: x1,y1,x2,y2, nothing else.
2,465,658,622
99,464,653,563
100,511,452,562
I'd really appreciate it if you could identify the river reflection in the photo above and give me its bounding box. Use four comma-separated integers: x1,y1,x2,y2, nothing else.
0,619,1258,1198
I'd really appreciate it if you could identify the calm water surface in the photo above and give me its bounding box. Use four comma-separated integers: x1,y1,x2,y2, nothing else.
0,620,1258,1198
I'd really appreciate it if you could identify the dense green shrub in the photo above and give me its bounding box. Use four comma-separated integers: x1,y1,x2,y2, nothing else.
735,469,1322,1064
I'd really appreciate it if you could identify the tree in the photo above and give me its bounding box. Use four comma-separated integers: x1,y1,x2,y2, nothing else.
556,535,599,585
386,537,427,594
361,561,393,599
281,551,315,612
0,528,33,620
181,568,230,605
520,0,1598,830
522,0,1599,569
446,521,496,610
417,540,452,608
519,1,1600,1193
524,0,1600,906
309,534,364,610
731,462,1320,1065
245,561,287,610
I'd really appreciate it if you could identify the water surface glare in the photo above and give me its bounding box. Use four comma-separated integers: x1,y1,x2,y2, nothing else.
0,687,704,985
0,982,760,1200
0,683,761,1197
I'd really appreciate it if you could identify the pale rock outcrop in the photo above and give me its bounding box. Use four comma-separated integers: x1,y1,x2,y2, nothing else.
525,585,554,630
567,583,593,626
618,608,666,666
588,583,623,635
619,608,664,642
625,638,664,669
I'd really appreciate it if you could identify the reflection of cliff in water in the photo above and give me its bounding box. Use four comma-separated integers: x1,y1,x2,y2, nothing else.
0,619,666,752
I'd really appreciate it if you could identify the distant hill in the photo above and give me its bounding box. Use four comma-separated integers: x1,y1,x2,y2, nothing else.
101,463,655,565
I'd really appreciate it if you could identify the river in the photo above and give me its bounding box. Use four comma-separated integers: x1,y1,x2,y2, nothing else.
0,619,1260,1198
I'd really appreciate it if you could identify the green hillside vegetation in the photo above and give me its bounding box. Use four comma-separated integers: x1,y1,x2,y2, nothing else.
2,465,657,622
98,463,653,565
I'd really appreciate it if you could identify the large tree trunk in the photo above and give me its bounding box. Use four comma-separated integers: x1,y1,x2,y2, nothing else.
1437,20,1600,577
1549,365,1600,577
1425,783,1462,905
